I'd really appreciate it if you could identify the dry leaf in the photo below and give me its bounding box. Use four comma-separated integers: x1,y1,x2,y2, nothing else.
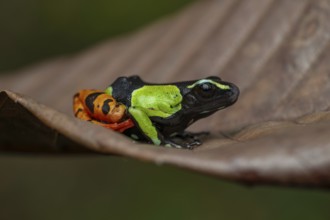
1,0,330,187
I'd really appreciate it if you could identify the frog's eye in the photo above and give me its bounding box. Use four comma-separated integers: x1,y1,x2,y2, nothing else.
197,83,215,98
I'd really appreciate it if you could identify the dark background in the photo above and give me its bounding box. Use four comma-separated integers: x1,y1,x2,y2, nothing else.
0,0,330,219
0,0,192,71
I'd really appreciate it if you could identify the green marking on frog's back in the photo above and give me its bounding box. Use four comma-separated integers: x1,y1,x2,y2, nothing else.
131,85,182,118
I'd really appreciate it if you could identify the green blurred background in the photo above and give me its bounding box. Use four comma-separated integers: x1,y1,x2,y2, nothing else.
0,0,192,71
0,0,330,219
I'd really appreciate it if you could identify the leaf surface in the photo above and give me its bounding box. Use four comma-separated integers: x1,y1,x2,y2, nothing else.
1,0,330,187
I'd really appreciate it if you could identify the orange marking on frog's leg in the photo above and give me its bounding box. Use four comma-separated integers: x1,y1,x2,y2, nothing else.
92,93,125,123
117,119,135,132
73,92,93,121
73,89,134,133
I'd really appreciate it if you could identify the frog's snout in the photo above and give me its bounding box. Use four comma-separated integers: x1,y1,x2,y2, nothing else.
226,82,239,104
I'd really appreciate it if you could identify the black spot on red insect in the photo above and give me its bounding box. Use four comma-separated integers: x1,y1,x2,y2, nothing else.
85,92,102,114
102,99,112,115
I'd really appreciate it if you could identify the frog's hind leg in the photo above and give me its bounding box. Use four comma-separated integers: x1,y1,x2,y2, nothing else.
73,92,94,121
73,90,134,132
86,118,134,132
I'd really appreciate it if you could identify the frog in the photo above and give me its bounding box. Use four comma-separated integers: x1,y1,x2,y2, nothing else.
73,76,239,149
104,75,239,149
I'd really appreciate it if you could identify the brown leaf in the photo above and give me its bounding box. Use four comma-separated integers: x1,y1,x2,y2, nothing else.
1,0,330,187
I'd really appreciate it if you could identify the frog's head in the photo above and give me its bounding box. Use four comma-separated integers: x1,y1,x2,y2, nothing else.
181,76,239,116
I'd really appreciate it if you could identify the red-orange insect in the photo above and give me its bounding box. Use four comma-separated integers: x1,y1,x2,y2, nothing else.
73,89,134,132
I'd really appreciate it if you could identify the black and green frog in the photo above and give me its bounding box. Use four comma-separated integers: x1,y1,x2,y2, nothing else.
74,76,239,149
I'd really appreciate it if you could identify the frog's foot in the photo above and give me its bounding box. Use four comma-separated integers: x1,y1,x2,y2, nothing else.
164,137,202,150
165,131,209,149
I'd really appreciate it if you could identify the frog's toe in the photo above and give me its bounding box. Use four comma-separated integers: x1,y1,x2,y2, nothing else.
163,136,202,149
164,140,183,149
182,139,202,149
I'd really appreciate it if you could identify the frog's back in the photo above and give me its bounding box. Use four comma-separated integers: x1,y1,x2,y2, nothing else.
111,76,144,106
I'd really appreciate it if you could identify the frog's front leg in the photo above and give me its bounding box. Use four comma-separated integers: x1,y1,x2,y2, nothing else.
128,107,163,145
128,107,196,149
166,131,210,149
164,131,209,149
